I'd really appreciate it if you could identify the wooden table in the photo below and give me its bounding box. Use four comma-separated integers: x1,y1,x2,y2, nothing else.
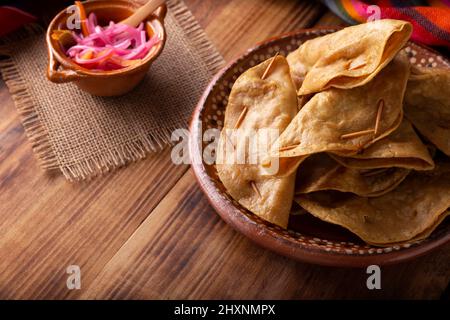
0,0,448,300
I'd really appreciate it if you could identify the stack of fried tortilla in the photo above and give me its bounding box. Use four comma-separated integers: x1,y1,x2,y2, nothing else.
216,19,450,246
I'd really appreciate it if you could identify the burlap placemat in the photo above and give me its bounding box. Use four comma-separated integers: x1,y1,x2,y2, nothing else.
0,0,224,181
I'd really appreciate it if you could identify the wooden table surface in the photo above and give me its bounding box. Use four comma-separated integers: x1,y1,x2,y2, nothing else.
0,0,449,300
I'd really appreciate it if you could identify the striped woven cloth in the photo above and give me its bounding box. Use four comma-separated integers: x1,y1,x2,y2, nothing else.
321,0,450,48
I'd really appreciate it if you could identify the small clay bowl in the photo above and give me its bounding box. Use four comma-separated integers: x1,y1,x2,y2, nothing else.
189,28,450,267
46,0,166,96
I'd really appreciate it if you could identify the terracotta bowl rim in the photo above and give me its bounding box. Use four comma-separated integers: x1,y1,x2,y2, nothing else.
46,0,167,77
188,27,450,267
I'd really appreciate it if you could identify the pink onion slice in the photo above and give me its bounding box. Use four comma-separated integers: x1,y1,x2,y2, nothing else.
66,13,160,71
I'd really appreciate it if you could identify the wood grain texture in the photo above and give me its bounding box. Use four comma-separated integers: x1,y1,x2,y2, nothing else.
314,10,349,27
84,170,450,299
0,80,188,298
202,0,325,60
0,0,448,299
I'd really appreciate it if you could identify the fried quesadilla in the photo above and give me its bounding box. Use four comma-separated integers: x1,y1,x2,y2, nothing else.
331,119,434,170
216,56,298,228
295,153,410,197
287,19,412,94
404,68,450,156
273,53,409,164
295,160,450,246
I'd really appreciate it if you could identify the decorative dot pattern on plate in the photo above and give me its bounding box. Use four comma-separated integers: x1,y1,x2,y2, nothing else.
197,29,450,259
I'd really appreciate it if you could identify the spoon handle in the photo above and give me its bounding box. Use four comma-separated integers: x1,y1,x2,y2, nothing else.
120,0,166,27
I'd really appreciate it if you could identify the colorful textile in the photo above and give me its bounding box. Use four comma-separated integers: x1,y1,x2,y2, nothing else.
321,0,450,48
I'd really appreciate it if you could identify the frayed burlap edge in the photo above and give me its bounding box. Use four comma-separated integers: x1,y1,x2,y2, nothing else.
0,0,224,182
0,24,59,172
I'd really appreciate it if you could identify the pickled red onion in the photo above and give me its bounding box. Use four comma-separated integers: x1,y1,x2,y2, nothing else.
65,12,159,71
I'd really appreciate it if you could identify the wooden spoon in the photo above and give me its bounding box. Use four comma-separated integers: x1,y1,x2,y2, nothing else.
120,0,166,27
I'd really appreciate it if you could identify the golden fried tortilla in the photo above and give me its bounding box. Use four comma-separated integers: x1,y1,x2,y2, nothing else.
404,67,450,156
295,153,410,197
216,55,298,228
295,160,450,246
331,119,435,170
287,19,412,94
406,210,449,244
273,53,409,165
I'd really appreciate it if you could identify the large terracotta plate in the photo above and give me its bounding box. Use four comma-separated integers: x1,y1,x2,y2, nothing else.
189,28,450,267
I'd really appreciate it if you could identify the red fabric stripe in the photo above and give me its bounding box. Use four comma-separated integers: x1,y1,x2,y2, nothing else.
381,8,449,47
414,6,450,36
0,6,36,37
